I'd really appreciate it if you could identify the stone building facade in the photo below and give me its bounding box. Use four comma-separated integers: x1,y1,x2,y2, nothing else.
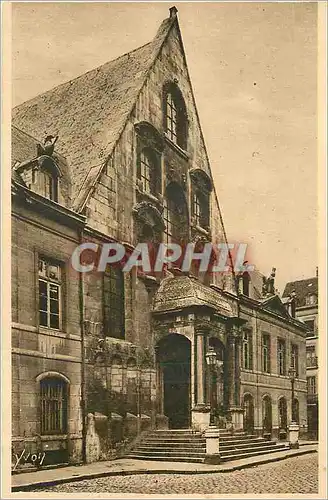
11,8,308,466
283,273,319,439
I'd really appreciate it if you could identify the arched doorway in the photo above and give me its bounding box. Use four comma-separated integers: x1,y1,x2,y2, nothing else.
156,334,191,429
278,397,288,439
262,395,272,436
243,393,254,434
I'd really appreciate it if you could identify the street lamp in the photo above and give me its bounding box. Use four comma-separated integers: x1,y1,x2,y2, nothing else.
206,347,217,425
206,347,224,426
288,366,296,423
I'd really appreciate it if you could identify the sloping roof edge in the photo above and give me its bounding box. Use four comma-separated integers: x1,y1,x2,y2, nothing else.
75,15,178,212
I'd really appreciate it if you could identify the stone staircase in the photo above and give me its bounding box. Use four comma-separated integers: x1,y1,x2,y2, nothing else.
126,428,288,463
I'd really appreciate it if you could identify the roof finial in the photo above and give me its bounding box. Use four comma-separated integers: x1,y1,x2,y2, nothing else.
169,6,178,18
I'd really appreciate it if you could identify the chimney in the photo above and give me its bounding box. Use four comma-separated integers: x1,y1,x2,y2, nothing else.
169,6,178,18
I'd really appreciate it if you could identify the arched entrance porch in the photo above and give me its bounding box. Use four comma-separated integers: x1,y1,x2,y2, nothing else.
156,334,191,429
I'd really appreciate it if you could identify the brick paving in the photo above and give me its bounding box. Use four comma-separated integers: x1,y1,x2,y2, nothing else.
32,454,318,494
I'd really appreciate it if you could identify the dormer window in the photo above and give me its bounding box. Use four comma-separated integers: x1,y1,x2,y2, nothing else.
306,294,317,306
164,83,187,150
42,169,58,201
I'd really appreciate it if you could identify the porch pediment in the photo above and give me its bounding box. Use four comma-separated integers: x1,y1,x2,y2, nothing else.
152,275,233,316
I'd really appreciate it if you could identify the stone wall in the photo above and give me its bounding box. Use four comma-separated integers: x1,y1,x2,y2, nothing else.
240,304,307,437
11,202,83,465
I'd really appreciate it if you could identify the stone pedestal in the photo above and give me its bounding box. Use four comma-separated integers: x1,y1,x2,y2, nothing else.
288,422,300,449
228,407,244,431
155,414,169,430
192,405,210,432
204,426,220,464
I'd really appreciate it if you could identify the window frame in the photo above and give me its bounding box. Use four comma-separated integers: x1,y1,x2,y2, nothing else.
103,266,125,340
307,376,316,395
163,83,188,150
243,330,253,370
291,343,299,377
262,334,271,373
277,338,286,376
38,257,62,331
138,148,158,196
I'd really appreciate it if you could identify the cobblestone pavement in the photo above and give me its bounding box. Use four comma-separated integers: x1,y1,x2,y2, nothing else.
33,454,318,494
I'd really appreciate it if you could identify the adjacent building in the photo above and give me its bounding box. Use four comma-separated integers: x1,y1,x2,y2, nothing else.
11,7,308,466
283,272,319,439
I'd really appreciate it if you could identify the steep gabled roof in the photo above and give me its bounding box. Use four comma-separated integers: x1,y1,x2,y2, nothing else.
12,16,175,210
282,276,318,307
11,125,42,167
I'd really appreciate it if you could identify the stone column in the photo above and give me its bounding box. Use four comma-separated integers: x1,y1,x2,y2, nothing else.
227,326,244,430
227,331,237,408
192,329,210,431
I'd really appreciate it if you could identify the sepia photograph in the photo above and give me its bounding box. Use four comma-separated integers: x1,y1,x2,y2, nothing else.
2,0,326,497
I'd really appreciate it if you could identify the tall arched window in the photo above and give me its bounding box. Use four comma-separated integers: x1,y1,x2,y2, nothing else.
164,83,187,150
164,183,188,245
138,148,158,195
190,170,212,230
40,376,68,435
103,266,125,339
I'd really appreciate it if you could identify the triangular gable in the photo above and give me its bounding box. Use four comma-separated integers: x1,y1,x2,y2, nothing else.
260,295,291,319
12,16,176,211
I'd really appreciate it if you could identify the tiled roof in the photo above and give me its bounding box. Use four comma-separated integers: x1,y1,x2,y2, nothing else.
12,16,174,210
282,277,318,307
11,125,40,167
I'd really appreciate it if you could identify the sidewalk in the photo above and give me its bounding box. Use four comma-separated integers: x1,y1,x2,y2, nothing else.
11,443,318,491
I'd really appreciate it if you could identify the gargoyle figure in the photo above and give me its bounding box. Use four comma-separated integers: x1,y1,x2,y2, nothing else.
262,267,277,296
36,135,58,157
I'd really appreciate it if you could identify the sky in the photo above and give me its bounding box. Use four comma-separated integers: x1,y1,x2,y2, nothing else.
11,2,318,293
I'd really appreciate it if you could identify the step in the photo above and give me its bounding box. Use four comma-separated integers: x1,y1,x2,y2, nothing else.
137,443,206,450
126,454,204,463
220,443,285,457
135,446,206,454
220,439,271,450
220,445,288,462
149,430,201,435
140,439,206,445
218,436,262,445
129,449,206,458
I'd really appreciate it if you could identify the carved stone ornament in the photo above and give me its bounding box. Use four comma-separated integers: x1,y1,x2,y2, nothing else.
132,201,165,231
36,135,58,158
134,121,164,152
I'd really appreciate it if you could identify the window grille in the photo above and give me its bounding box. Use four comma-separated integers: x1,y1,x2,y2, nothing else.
40,377,67,435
